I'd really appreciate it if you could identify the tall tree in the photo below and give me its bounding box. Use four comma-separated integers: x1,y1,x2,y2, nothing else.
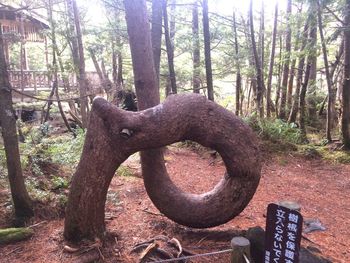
342,0,350,149
278,0,292,119
307,2,318,126
249,0,264,117
202,0,214,101
287,5,303,114
163,0,177,94
151,0,162,79
233,11,241,116
288,15,311,123
259,0,265,92
0,28,33,220
47,0,75,134
192,0,201,93
266,2,278,118
317,1,334,141
67,0,89,128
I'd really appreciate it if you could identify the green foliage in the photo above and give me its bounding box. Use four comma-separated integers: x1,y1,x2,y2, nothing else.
42,129,85,167
51,176,69,190
298,145,350,164
245,117,304,145
116,165,134,177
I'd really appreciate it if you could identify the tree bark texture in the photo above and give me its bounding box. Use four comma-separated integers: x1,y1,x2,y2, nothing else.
192,0,201,93
249,0,264,117
278,0,292,120
63,94,261,241
0,28,33,218
202,0,214,101
266,2,278,118
342,0,350,149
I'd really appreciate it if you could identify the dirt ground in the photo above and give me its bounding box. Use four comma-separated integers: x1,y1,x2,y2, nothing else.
0,145,349,262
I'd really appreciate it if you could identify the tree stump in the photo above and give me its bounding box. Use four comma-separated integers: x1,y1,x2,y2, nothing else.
64,94,262,242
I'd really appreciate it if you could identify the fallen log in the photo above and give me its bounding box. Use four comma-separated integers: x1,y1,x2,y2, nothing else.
0,227,33,244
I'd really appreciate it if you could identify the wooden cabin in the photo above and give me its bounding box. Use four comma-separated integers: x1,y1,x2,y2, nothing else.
0,4,49,69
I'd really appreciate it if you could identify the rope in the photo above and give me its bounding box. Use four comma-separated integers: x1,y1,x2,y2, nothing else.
149,248,232,263
8,86,99,102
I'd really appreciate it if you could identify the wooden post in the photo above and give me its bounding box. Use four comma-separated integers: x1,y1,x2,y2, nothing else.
231,237,252,263
33,71,37,94
278,201,301,212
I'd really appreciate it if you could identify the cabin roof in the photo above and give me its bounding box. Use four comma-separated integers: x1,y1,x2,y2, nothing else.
0,3,49,29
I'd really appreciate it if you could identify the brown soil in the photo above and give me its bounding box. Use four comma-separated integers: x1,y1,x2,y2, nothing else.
0,145,349,262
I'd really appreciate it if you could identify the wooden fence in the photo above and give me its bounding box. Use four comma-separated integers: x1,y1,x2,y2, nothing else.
8,70,101,94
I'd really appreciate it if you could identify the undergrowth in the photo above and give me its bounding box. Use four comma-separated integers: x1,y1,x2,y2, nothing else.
244,117,304,145
18,125,85,216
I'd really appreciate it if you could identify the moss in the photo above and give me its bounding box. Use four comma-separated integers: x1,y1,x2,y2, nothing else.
0,228,34,244
297,144,350,164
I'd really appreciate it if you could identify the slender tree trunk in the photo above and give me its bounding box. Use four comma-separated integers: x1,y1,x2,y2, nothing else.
342,0,350,149
288,15,310,123
242,16,257,111
317,2,333,142
67,0,89,128
260,0,265,101
307,4,318,126
162,0,177,95
249,0,264,117
266,2,278,118
299,26,315,140
0,28,33,219
89,49,104,81
202,0,214,101
278,0,292,119
233,12,241,116
151,0,162,79
275,36,283,117
47,0,74,134
192,0,201,93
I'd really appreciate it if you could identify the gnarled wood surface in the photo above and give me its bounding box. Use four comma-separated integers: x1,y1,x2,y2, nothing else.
64,93,261,241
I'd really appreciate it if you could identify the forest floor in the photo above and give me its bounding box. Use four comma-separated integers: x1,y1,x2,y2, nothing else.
0,144,349,263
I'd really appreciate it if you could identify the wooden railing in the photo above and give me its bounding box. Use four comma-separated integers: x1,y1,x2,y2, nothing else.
8,70,101,94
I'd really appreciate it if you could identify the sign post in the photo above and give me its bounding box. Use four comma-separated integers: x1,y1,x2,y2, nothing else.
264,203,303,263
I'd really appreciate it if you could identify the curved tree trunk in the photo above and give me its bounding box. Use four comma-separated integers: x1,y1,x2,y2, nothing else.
63,94,262,241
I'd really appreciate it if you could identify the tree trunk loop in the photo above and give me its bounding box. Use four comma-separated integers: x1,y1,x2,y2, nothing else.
64,93,262,242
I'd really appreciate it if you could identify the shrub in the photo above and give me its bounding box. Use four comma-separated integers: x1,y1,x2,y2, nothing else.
244,117,304,145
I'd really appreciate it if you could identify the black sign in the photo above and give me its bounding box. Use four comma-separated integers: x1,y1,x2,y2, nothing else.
264,203,303,263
